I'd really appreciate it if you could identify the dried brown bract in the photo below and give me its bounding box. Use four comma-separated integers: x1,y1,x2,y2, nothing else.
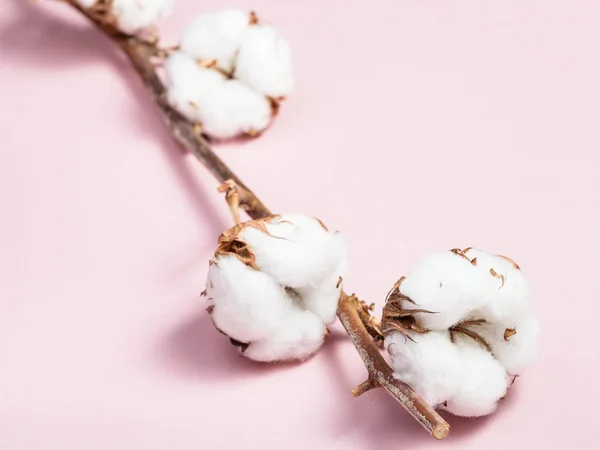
214,216,281,269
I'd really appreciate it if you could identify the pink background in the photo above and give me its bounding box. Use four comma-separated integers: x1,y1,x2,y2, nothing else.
1,0,598,448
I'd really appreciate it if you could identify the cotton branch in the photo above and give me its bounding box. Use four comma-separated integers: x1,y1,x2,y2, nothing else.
59,1,450,440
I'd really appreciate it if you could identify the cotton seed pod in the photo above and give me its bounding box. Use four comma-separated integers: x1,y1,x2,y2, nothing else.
382,248,539,417
204,214,347,362
76,0,174,35
167,8,294,139
233,24,295,98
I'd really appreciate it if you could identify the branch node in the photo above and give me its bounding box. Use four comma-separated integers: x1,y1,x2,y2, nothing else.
350,378,378,397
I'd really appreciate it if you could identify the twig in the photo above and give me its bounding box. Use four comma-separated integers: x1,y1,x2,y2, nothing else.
57,1,450,439
217,180,260,225
338,293,449,439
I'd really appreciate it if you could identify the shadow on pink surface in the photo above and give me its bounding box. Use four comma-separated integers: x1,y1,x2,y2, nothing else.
157,310,264,379
0,0,228,238
156,309,329,380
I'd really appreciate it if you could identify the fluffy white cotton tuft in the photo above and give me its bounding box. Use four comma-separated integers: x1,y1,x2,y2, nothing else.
111,0,174,34
164,52,227,122
399,251,489,330
206,255,289,343
441,339,510,417
193,80,272,139
242,309,325,362
205,214,347,362
164,52,271,139
386,331,461,406
464,248,532,326
476,315,540,375
385,247,539,417
297,261,346,324
180,8,251,74
234,24,295,97
241,214,346,289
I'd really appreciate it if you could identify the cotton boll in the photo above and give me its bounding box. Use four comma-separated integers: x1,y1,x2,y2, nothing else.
477,315,540,375
234,24,294,98
180,9,251,74
206,215,349,362
241,215,346,289
164,52,227,122
399,252,489,330
384,246,538,415
464,248,532,326
206,255,290,343
111,0,174,34
442,340,510,417
385,331,461,406
194,80,272,139
243,309,326,362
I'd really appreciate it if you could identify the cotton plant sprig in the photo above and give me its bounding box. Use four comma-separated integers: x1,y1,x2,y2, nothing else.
47,0,541,440
57,0,449,438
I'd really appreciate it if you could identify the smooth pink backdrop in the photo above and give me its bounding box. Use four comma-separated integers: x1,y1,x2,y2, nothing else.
1,0,598,448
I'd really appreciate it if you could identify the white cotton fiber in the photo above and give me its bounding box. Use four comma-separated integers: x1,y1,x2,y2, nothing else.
206,255,290,343
243,309,325,362
241,215,346,289
165,52,271,138
111,0,174,34
385,331,461,406
180,8,251,74
464,248,532,326
205,215,347,362
399,252,489,330
477,315,540,375
297,261,346,324
234,24,295,97
194,80,272,139
164,52,227,122
442,340,510,417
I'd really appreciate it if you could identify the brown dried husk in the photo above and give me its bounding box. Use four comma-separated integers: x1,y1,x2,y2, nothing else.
381,276,432,342
85,0,117,28
213,215,281,269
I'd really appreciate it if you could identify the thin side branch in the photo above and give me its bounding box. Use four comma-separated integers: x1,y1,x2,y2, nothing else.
217,179,264,225
60,1,449,440
349,377,378,397
338,293,449,440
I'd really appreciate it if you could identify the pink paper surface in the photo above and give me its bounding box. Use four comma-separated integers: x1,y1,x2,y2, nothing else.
1,0,598,448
